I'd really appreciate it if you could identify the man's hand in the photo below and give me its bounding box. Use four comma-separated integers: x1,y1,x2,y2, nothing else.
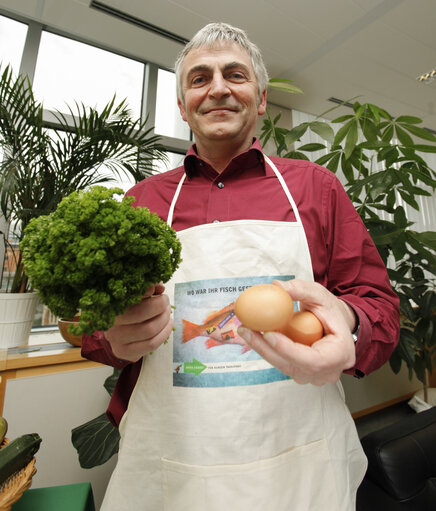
237,279,356,385
105,283,173,362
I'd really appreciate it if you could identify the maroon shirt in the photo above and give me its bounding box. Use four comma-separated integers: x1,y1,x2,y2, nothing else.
82,139,400,427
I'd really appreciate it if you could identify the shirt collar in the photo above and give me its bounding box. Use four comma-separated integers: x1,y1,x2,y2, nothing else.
183,138,268,178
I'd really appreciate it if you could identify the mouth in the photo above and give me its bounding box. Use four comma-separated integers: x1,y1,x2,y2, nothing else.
203,106,239,114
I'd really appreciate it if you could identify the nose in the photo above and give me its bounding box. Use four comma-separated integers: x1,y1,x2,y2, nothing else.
209,73,230,99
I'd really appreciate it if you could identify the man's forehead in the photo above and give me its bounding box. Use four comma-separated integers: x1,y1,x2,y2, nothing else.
182,43,253,74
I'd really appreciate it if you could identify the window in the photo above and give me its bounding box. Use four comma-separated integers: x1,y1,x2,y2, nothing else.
154,151,185,174
0,12,192,339
32,31,144,118
155,69,191,140
0,15,27,73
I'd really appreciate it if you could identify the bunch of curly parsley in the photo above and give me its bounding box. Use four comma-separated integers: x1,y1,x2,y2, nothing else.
21,186,182,335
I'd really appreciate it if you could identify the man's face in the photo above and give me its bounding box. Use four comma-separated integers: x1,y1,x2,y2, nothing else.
177,43,266,148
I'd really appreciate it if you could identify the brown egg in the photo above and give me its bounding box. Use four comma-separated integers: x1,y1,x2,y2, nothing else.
235,284,293,332
279,310,323,346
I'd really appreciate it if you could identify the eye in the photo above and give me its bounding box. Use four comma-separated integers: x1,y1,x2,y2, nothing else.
227,71,247,82
191,75,207,86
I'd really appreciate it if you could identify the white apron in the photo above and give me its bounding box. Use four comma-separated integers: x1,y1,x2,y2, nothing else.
101,156,367,511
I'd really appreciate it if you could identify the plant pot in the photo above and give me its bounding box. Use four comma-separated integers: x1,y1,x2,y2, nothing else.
408,387,436,413
0,292,39,349
58,316,82,347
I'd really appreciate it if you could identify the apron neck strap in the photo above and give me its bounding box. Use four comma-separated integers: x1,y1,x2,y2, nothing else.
167,173,186,226
167,154,302,227
263,155,302,225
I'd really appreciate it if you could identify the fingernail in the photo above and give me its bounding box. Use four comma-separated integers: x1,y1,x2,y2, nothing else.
238,327,251,343
264,332,277,347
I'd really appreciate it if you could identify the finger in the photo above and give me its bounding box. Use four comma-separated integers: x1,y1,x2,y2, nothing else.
238,327,297,375
262,332,348,384
152,283,166,296
115,317,174,362
274,279,329,308
109,301,172,343
114,294,170,326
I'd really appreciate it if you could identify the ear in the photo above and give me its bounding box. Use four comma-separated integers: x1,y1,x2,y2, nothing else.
177,98,188,122
257,89,267,116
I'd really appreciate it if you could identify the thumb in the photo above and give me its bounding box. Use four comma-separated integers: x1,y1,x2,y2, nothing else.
273,279,319,305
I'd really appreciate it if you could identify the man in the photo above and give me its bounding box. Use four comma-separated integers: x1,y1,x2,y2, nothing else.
83,22,399,511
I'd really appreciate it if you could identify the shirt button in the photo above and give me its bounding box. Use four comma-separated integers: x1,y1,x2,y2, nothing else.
217,182,224,189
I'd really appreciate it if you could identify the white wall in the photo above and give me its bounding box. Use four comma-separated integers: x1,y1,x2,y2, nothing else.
341,362,421,415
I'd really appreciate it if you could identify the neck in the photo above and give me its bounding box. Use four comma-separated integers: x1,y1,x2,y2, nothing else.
195,137,254,174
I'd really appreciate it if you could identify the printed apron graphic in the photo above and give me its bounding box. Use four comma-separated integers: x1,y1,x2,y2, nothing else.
173,275,295,387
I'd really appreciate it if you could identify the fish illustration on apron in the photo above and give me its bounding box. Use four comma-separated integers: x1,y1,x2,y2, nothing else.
101,155,367,511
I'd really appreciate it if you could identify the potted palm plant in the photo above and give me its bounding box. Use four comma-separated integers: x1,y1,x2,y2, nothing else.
261,99,436,402
0,63,166,347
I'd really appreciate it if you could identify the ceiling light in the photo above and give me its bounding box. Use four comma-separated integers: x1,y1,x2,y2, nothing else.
416,68,436,84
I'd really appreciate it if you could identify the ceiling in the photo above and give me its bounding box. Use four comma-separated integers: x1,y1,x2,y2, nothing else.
1,0,435,129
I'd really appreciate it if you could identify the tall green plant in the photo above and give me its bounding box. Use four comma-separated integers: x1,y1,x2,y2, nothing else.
260,100,436,386
0,63,167,292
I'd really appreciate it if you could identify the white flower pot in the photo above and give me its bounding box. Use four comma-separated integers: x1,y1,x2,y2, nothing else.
0,292,39,349
408,387,436,413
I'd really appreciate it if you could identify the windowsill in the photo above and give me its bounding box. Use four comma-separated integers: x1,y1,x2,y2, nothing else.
27,328,65,346
0,329,88,372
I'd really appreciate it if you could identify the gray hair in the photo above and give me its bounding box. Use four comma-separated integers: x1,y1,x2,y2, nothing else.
175,22,269,104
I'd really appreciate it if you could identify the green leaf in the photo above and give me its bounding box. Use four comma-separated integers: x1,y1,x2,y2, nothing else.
421,291,436,318
368,104,392,123
411,231,436,250
344,120,358,159
411,266,425,282
414,144,436,153
386,189,396,210
391,233,409,260
401,163,436,187
71,413,120,468
104,368,121,396
331,115,354,123
395,125,414,147
381,124,394,143
341,154,355,182
397,292,417,320
389,349,402,374
394,206,409,228
396,115,423,124
406,232,436,268
366,220,404,245
284,122,309,145
360,118,379,144
333,119,354,146
268,78,303,94
315,152,337,167
284,150,309,160
413,357,426,383
398,328,419,367
354,103,366,120
368,104,381,124
297,143,326,152
309,121,335,144
403,124,436,142
326,152,341,174
398,189,420,210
